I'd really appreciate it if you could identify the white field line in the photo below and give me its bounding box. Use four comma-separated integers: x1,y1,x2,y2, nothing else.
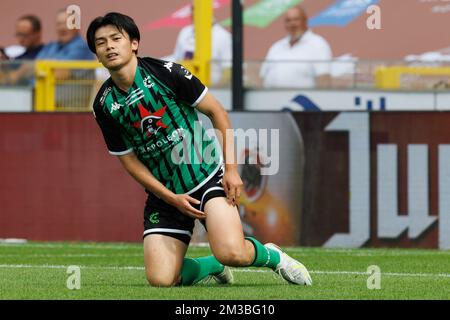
0,243,139,250
0,264,449,279
1,242,449,255
0,253,143,258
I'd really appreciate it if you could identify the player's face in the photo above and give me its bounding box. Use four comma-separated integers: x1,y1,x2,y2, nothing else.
94,25,139,71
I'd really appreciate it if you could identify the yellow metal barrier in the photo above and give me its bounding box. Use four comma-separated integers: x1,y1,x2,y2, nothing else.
34,59,212,113
166,0,214,86
35,60,103,112
375,66,450,90
190,0,212,86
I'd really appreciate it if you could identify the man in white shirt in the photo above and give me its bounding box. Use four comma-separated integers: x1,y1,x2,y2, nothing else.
260,6,332,89
171,5,232,87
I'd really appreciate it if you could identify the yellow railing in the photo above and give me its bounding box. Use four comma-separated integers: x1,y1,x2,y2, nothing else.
175,0,212,85
375,66,450,89
34,60,103,112
34,59,211,112
190,0,212,86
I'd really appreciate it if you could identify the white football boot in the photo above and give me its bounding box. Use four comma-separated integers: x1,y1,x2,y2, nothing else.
265,243,312,286
212,266,234,284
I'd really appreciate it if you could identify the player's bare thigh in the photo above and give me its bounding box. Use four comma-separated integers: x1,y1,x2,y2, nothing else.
143,234,188,287
204,197,254,266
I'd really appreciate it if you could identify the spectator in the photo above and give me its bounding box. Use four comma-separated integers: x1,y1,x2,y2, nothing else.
36,9,93,61
260,6,332,89
37,9,96,109
0,10,94,86
170,3,232,86
14,15,44,60
0,15,44,85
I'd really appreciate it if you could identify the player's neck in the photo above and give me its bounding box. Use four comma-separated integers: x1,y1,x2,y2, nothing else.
109,55,138,93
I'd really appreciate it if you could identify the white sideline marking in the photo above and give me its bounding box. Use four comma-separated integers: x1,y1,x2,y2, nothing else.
1,242,449,255
0,264,144,270
0,243,138,250
236,269,450,278
0,253,143,258
0,264,449,279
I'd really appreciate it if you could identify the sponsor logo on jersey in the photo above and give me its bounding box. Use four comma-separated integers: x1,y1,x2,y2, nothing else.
132,104,169,138
100,86,112,106
140,128,186,154
180,66,193,80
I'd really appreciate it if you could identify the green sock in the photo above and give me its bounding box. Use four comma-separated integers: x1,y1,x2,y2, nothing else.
245,236,280,270
180,255,225,286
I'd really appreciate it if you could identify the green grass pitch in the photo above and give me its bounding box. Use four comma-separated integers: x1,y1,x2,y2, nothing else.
0,241,449,300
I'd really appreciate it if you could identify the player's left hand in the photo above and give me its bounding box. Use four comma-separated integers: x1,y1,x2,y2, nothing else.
222,167,243,207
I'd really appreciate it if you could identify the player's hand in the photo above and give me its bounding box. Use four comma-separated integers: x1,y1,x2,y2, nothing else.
222,167,243,207
169,194,206,220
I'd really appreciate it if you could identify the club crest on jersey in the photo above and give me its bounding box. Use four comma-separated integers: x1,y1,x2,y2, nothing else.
132,104,169,138
143,76,154,89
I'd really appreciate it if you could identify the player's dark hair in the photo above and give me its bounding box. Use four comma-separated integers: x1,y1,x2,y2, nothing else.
18,15,42,32
86,12,140,54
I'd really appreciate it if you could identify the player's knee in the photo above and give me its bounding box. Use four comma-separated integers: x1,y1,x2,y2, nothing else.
215,247,250,267
146,272,179,287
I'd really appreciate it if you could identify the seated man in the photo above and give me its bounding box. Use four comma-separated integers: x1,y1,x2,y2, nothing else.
170,3,232,87
14,15,44,60
0,15,44,85
36,9,93,61
40,9,95,109
260,6,333,89
0,9,94,86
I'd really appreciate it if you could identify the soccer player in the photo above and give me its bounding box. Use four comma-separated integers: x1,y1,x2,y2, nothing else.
87,12,312,287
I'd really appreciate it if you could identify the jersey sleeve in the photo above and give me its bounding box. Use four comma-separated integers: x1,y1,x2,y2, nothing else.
171,62,208,107
139,57,208,107
92,90,133,156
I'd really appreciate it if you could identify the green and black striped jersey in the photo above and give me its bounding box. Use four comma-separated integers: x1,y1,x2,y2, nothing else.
93,57,221,194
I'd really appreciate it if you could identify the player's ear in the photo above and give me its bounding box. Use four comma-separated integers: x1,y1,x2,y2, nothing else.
131,39,139,55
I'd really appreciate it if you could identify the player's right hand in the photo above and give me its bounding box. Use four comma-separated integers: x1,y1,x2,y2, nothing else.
169,194,206,220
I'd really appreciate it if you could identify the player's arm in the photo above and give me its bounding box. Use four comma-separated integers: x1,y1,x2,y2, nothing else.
161,59,243,206
117,152,205,219
196,92,243,206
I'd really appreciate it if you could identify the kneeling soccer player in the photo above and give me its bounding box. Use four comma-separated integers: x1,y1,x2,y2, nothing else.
87,12,312,287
